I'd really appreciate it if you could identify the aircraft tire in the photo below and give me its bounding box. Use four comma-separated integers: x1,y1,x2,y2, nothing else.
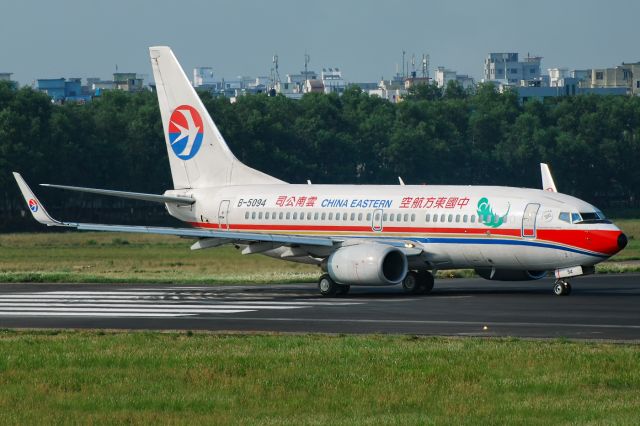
402,271,422,294
418,271,435,294
553,280,570,296
319,274,339,297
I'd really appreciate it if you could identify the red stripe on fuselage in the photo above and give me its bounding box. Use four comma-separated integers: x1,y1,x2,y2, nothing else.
189,222,621,256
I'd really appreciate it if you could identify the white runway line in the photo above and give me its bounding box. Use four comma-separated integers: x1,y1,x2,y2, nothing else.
0,288,363,318
0,307,254,314
0,302,303,310
0,312,194,318
0,295,360,305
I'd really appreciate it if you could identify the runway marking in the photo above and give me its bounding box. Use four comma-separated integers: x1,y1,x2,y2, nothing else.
0,290,363,318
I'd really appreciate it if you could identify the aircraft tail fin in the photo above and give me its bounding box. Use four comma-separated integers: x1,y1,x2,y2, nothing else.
540,163,557,192
149,46,284,189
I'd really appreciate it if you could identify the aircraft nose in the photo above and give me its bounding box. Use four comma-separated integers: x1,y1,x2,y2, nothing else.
618,233,628,250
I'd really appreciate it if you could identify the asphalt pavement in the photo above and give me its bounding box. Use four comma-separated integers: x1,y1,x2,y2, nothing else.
0,274,639,340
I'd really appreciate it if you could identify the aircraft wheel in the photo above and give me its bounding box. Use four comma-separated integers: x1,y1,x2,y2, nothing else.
337,284,350,296
418,271,435,294
319,274,338,297
402,271,422,294
553,280,570,296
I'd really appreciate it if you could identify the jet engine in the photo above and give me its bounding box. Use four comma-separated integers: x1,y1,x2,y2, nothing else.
475,268,547,281
327,244,408,285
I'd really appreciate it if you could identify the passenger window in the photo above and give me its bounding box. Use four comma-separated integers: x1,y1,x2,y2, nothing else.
279,212,284,220
314,212,319,220
366,213,372,221
321,212,326,220
463,214,468,223
383,214,388,221
252,212,256,219
455,214,460,223
411,214,415,222
448,214,453,223
348,213,354,221
440,214,446,222
358,213,363,221
342,213,348,221
559,212,570,223
471,215,475,223
307,212,312,220
245,212,249,219
286,212,290,220
328,212,333,220
425,213,431,222
300,212,304,221
292,212,296,220
433,214,438,223
336,213,341,221
403,214,409,222
258,212,263,220
389,214,394,222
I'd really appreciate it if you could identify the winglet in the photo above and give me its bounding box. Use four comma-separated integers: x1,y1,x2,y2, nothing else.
540,163,557,192
13,172,65,226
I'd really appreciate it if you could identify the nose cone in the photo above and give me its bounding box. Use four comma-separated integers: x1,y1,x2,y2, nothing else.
618,233,628,251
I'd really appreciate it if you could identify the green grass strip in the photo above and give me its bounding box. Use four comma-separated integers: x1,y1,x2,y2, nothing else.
0,331,638,425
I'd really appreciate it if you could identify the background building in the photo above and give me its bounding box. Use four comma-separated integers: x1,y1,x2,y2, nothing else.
484,52,542,85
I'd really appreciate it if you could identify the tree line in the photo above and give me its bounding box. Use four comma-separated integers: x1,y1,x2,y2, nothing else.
1,80,639,231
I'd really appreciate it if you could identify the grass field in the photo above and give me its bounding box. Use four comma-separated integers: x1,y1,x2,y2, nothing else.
0,331,638,425
0,232,319,284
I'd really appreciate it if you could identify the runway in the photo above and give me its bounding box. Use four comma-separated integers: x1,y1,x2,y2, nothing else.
0,274,639,340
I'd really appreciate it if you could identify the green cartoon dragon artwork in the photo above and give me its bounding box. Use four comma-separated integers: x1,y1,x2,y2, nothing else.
477,197,510,228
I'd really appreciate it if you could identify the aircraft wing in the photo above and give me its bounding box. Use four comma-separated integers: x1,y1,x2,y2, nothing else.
14,172,334,249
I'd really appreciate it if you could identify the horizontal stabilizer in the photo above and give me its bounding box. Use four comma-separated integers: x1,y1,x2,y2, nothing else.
40,183,195,205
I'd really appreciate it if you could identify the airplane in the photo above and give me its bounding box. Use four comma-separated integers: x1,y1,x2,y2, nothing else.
13,46,627,297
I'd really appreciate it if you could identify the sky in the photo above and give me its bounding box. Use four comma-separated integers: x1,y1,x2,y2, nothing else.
2,0,638,86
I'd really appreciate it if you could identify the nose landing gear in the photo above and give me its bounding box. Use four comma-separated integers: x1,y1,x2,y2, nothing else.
553,279,572,296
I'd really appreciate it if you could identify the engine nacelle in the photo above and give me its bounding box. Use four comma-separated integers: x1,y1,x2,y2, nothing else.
475,268,547,281
327,244,408,286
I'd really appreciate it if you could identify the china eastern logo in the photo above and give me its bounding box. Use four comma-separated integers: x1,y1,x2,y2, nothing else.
477,197,509,228
168,105,204,160
28,199,38,213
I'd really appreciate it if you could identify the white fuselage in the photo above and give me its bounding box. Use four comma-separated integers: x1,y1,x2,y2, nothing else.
164,184,624,272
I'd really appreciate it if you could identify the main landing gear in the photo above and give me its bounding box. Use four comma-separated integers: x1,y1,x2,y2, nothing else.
318,274,350,297
402,271,434,295
553,279,572,296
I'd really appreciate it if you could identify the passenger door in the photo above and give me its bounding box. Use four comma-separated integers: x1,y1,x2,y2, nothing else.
521,203,540,238
218,200,230,230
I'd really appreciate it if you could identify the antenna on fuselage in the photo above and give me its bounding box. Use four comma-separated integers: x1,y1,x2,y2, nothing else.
398,176,405,186
307,179,312,185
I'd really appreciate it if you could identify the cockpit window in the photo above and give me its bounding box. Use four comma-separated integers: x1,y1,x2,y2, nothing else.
575,211,611,224
559,211,611,224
